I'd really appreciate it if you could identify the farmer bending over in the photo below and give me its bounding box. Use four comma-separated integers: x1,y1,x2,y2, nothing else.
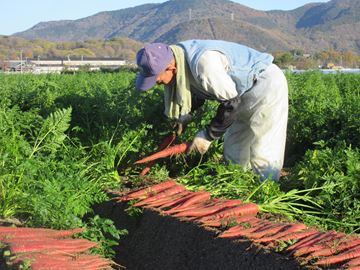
135,39,288,180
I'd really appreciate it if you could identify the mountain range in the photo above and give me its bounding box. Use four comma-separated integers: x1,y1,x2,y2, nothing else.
13,0,360,53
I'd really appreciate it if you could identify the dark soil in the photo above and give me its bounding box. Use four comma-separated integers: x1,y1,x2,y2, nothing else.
93,200,313,270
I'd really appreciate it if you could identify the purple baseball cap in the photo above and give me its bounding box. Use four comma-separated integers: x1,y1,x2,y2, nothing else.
135,43,174,91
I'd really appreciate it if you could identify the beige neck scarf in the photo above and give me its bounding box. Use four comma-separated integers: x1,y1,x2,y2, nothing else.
163,45,192,120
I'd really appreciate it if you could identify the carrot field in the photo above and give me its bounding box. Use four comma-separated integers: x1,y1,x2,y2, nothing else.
0,70,359,258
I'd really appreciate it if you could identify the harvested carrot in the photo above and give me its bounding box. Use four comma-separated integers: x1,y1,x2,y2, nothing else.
174,200,242,218
273,228,318,242
10,239,98,253
167,199,220,215
253,223,307,243
292,244,326,257
308,237,360,259
292,232,347,257
223,219,267,234
158,192,197,209
247,223,290,240
163,192,211,214
200,203,259,221
345,257,360,267
219,221,270,239
0,228,84,242
288,230,338,252
135,142,191,164
200,215,255,228
314,246,360,266
139,133,176,176
133,185,186,207
142,190,192,208
117,179,177,201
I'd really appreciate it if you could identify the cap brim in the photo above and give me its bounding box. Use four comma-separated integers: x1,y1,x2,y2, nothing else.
135,73,157,91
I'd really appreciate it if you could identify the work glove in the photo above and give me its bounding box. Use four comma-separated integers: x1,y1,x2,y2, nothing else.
188,130,212,155
174,114,193,136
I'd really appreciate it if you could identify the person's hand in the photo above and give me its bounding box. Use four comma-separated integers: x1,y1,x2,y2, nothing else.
174,114,192,135
188,130,212,155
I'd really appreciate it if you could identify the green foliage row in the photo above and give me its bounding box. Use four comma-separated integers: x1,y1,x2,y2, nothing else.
0,69,359,253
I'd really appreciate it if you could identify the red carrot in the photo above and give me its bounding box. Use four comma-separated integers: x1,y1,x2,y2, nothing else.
273,228,318,242
288,230,338,252
0,228,84,242
200,203,259,221
135,142,191,164
308,237,360,259
222,219,267,234
10,239,98,253
248,223,290,240
200,216,257,228
219,221,270,239
174,200,242,218
163,192,211,214
253,223,307,243
315,246,360,266
158,192,197,209
133,185,186,207
142,190,192,208
117,179,177,201
139,133,176,176
167,199,221,215
345,257,360,267
293,244,326,257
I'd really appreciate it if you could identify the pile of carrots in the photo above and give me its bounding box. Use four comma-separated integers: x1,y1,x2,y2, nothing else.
0,227,114,270
118,179,360,270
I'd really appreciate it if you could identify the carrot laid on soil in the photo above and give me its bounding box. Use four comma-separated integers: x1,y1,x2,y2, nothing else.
163,192,212,214
200,215,255,228
174,200,243,218
0,228,84,241
253,223,308,243
158,192,197,209
272,228,319,242
345,257,360,267
142,190,192,208
292,232,347,257
308,238,360,259
314,246,360,266
225,219,269,233
135,142,191,164
219,222,271,239
117,179,177,201
200,203,259,221
133,185,186,207
247,223,290,240
288,230,338,252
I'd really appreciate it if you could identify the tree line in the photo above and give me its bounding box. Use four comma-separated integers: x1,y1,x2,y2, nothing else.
1,36,359,69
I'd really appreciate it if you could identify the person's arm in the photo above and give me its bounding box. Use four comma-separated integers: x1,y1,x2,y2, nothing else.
197,50,241,140
188,51,242,154
205,95,241,140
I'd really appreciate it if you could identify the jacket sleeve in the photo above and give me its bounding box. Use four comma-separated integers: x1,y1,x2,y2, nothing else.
204,95,241,140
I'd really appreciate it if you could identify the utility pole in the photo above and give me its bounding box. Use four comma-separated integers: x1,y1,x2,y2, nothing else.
189,8,192,21
231,13,234,21
20,50,23,74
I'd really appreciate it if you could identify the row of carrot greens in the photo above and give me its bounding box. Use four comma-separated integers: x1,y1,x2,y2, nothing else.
0,70,359,259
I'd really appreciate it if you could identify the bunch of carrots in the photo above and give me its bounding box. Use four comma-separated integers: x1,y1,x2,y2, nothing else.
118,180,360,269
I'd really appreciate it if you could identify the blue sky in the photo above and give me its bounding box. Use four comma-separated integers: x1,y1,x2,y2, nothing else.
0,0,330,36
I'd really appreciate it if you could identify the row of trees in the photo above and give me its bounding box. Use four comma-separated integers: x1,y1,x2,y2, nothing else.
0,36,143,62
274,49,360,69
1,36,359,69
